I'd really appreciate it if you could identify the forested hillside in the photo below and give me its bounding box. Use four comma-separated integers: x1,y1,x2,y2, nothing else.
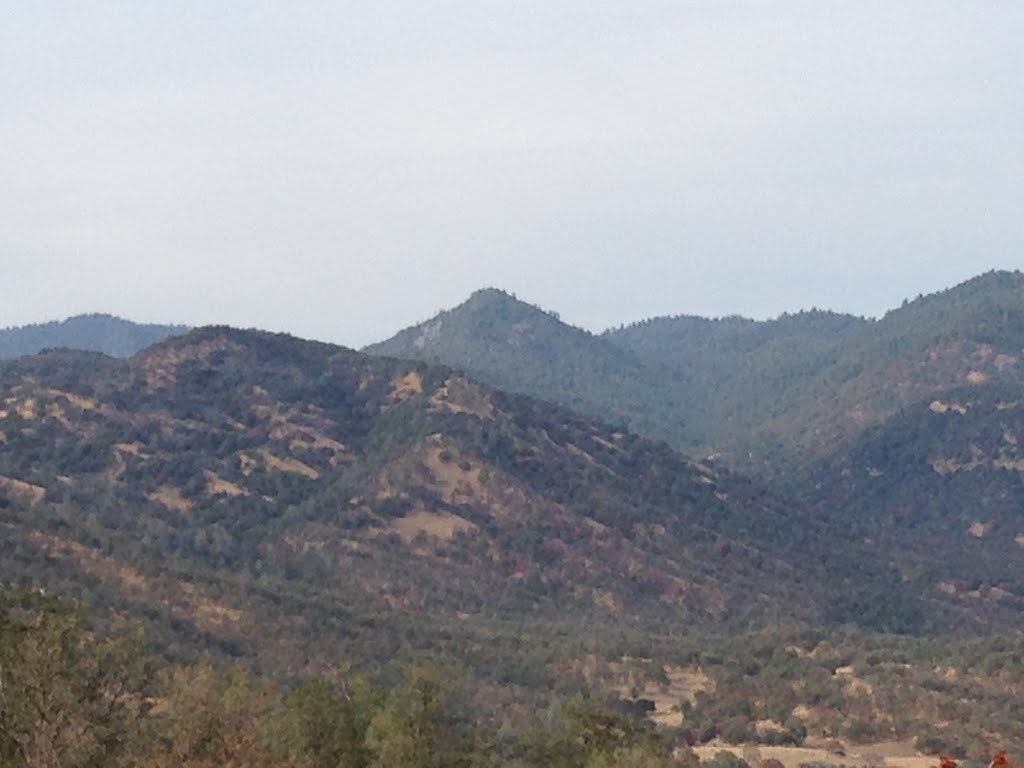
603,310,866,449
370,272,1024,478
608,270,1024,469
366,288,703,447
808,382,1024,620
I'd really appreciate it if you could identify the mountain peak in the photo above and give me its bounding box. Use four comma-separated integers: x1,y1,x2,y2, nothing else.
365,288,700,446
456,287,565,324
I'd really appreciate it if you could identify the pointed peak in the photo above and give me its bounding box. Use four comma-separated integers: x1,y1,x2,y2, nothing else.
461,286,546,311
443,287,567,326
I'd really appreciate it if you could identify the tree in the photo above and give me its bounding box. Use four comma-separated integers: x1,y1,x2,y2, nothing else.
365,664,468,768
0,586,148,768
269,675,381,768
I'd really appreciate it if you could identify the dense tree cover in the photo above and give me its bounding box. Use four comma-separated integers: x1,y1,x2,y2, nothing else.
0,585,682,768
363,271,1024,632
368,271,1024,478
366,288,704,447
806,382,1024,629
3,274,1024,763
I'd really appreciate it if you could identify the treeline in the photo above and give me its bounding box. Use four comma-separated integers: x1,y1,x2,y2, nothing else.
0,586,683,768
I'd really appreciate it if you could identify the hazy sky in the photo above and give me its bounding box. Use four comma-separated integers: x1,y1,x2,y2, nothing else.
3,3,1022,346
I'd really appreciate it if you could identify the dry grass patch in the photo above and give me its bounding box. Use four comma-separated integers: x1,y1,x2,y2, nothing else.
135,338,242,388
968,521,992,538
46,389,108,413
258,448,320,479
25,528,247,636
429,376,494,419
695,743,935,768
929,400,968,415
388,371,424,403
146,485,194,514
25,529,150,592
269,421,352,465
421,443,486,505
114,442,148,457
582,658,713,729
0,474,45,506
204,471,249,497
631,665,715,728
389,505,478,543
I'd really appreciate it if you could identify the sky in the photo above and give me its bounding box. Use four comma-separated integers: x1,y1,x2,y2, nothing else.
2,2,1023,347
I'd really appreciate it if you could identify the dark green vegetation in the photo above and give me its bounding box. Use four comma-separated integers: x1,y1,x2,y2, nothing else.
369,270,1024,632
0,313,186,360
371,271,1024,470
367,289,699,447
4,584,1023,767
0,584,683,767
608,270,1024,469
809,384,1024,626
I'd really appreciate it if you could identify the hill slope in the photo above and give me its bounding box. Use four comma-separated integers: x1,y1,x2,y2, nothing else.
0,313,186,359
366,288,703,446
370,272,1024,478
0,327,869,680
604,310,867,447
607,270,1024,469
808,381,1024,624
4,331,1024,761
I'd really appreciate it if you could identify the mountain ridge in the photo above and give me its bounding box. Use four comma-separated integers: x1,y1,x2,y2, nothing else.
0,312,187,360
2,326,893,679
366,288,705,446
368,270,1024,470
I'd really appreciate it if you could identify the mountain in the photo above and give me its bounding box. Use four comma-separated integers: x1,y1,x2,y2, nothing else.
369,272,1024,480
361,272,1024,633
0,326,880,682
366,288,704,446
0,313,187,359
604,310,868,450
607,270,1024,469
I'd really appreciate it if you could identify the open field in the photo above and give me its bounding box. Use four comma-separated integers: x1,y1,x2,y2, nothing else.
695,741,937,768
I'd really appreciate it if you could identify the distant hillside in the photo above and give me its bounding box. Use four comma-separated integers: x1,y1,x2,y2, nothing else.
807,380,1024,624
0,313,186,359
0,326,903,681
743,271,1024,470
369,272,1024,477
366,288,704,446
604,310,867,447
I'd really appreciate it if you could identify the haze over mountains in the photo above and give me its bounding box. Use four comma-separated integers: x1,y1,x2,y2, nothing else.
0,313,186,359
